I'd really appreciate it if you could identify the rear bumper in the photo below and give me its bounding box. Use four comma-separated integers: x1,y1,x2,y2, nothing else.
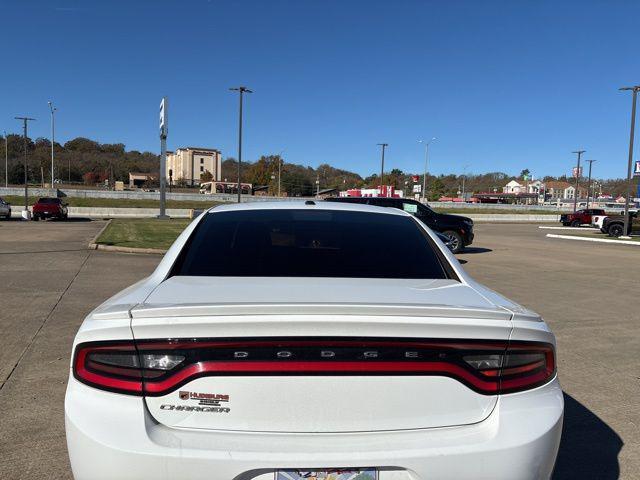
65,376,563,480
34,210,65,218
463,230,474,246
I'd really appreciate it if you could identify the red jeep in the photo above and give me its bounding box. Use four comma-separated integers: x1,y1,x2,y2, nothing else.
559,208,605,227
32,197,69,221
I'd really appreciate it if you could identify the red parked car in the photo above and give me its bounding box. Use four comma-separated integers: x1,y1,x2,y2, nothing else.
559,208,605,227
32,197,68,221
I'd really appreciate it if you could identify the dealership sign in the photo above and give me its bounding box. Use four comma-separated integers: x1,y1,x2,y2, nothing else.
634,160,640,176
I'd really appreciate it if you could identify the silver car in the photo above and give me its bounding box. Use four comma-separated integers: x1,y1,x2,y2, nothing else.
0,197,11,219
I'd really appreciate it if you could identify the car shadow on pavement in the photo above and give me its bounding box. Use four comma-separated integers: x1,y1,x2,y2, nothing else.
459,247,493,254
55,217,93,222
553,393,622,479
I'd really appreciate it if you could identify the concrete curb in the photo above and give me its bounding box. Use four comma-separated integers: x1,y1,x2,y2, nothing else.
91,244,167,255
538,226,596,230
468,214,559,223
546,233,640,246
87,219,112,249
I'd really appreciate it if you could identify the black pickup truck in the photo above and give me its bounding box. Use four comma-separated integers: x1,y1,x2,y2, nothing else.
325,197,474,253
602,211,640,237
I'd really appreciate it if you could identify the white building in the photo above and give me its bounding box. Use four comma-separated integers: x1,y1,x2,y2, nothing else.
503,179,543,195
166,147,222,186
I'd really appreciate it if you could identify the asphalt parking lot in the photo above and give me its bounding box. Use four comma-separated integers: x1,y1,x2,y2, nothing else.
0,220,638,479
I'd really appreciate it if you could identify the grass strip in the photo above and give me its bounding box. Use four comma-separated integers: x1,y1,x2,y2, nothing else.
95,218,191,250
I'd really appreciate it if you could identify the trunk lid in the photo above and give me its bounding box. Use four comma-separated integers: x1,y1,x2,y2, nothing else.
131,277,513,433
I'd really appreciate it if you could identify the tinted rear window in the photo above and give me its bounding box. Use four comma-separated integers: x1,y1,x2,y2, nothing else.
171,209,451,279
37,198,60,204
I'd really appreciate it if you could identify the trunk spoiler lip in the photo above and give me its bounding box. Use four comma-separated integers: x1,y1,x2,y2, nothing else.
130,302,513,321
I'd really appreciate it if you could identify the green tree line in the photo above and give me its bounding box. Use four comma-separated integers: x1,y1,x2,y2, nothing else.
0,134,158,186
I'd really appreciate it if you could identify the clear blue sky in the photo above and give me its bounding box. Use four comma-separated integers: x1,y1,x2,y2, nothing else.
2,0,640,179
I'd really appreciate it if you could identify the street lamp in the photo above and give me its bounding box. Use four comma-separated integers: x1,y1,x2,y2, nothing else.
229,86,253,203
585,159,596,209
48,101,57,188
571,150,585,213
278,150,284,197
461,164,470,200
377,143,388,195
3,130,7,187
619,85,640,237
15,116,36,219
418,137,436,202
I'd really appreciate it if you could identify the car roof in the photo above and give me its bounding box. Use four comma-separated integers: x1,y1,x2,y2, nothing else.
207,200,411,217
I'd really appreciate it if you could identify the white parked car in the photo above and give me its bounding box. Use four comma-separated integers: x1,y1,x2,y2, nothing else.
65,201,563,480
592,214,609,231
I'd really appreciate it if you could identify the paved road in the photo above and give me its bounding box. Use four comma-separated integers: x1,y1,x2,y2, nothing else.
0,220,159,479
0,221,637,479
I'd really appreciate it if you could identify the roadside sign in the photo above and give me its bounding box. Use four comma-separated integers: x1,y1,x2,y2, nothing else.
413,184,422,193
572,166,582,178
634,160,640,176
159,97,168,138
158,96,169,219
411,175,419,183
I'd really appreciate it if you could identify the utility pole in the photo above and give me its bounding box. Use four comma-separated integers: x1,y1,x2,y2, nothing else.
278,157,282,197
315,173,320,197
377,143,388,196
4,130,7,187
460,164,470,200
48,101,56,189
278,150,284,197
418,138,436,202
15,116,36,220
230,86,252,203
620,86,640,238
585,160,596,209
571,150,585,213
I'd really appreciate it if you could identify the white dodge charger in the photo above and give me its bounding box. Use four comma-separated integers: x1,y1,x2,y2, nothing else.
65,201,563,480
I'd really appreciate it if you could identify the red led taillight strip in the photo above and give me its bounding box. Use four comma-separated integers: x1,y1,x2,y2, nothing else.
72,338,555,397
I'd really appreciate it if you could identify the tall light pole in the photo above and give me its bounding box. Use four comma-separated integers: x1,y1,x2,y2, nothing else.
461,164,470,200
230,86,252,203
620,86,640,237
278,150,284,197
585,159,596,209
15,116,36,219
4,130,7,187
48,101,56,188
377,143,388,195
418,137,436,202
571,150,585,213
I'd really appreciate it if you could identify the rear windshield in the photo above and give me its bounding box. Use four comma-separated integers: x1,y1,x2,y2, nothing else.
171,209,451,279
37,198,60,204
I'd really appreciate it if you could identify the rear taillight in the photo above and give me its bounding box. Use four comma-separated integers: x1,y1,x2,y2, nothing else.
72,338,555,396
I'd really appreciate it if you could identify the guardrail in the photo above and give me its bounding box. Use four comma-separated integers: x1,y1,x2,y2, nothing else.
1,186,580,210
9,207,561,222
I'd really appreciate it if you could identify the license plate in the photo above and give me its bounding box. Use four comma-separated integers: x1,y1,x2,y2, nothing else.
276,470,377,480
